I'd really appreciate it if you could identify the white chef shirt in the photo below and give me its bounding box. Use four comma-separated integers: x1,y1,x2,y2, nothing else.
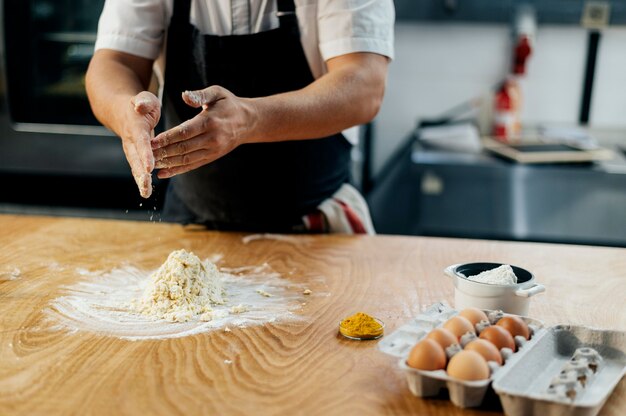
95,0,395,80
95,0,395,143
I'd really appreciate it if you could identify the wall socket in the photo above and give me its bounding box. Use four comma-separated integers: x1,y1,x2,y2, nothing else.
581,1,611,29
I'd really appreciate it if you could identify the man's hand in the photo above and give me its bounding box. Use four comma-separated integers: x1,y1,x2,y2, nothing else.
123,91,161,197
150,52,387,179
151,86,255,179
86,49,159,198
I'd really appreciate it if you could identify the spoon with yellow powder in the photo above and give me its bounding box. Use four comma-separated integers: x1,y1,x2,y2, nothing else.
339,312,384,340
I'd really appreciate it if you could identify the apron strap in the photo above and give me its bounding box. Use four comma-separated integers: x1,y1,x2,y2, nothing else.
172,0,191,26
276,0,298,33
277,0,296,13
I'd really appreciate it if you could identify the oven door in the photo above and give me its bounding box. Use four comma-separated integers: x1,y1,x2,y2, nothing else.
0,0,169,217
5,0,106,129
0,0,129,176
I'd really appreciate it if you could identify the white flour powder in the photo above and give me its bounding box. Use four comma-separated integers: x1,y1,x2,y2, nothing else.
0,267,20,281
47,254,310,340
464,264,518,285
241,234,312,245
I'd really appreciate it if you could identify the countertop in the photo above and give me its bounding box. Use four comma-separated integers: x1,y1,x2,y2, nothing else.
0,215,624,415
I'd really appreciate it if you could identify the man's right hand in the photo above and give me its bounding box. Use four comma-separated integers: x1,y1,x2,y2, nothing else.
86,49,160,198
122,91,161,199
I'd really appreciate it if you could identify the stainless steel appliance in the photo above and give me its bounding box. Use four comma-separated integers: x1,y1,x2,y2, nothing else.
368,131,626,247
0,0,129,175
0,0,164,218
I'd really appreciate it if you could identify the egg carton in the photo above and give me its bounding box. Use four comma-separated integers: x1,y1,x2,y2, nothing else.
379,303,626,414
493,325,626,416
378,302,544,408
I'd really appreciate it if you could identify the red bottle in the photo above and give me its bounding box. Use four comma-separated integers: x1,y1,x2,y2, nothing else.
513,35,532,75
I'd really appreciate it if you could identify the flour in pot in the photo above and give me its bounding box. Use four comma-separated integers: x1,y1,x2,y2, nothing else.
132,249,226,322
464,264,518,285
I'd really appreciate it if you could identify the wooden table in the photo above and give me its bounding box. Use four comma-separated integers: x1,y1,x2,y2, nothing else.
0,215,624,415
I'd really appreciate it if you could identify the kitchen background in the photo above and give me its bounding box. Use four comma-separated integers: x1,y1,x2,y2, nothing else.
1,0,625,245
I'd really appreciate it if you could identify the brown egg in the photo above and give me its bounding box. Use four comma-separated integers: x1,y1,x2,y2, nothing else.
496,315,530,340
458,308,489,326
443,316,476,339
464,339,503,365
426,328,458,350
479,326,516,351
446,350,490,381
407,339,447,371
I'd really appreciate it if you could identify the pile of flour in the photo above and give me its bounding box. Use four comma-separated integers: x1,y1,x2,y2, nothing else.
132,249,226,322
464,264,518,285
48,251,313,340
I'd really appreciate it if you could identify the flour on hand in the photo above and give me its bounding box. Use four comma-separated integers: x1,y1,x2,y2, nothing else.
132,249,226,322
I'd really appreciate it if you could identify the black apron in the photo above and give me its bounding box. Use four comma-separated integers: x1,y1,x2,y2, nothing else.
162,0,351,232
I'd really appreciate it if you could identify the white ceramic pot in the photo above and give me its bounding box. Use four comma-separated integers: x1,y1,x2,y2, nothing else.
444,262,545,315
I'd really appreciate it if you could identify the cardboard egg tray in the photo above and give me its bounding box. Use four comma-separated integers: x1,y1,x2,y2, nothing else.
378,302,626,415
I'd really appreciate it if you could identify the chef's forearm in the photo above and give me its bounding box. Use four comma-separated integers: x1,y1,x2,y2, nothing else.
245,52,388,143
86,50,154,136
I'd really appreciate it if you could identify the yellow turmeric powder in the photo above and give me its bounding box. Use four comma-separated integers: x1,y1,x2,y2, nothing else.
339,312,384,339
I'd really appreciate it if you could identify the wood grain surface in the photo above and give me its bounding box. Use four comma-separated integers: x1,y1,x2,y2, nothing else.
0,214,624,415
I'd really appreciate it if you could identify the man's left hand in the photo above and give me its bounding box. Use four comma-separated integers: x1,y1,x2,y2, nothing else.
151,86,255,179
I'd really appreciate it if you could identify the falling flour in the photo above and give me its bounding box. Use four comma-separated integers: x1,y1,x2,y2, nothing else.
464,264,518,285
131,250,225,322
47,252,312,340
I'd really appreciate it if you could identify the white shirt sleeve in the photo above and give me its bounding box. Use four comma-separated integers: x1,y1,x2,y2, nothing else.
317,0,395,62
94,0,172,60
